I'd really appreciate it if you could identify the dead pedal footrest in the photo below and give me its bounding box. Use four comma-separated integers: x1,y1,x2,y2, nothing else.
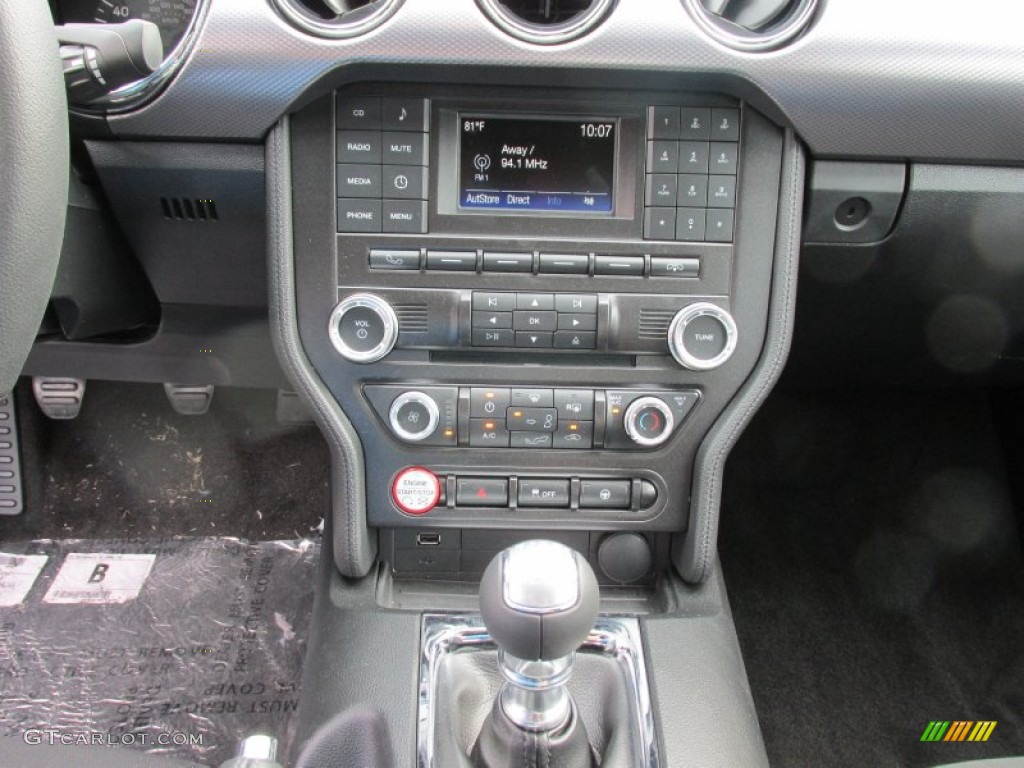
0,393,23,515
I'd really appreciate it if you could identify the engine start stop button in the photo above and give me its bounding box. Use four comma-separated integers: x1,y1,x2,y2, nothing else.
392,467,441,516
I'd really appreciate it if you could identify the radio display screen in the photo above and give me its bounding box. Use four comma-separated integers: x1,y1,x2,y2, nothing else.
458,115,617,214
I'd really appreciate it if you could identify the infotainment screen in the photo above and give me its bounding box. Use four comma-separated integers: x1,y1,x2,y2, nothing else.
458,115,617,214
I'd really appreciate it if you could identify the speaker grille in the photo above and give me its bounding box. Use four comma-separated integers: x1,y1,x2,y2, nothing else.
638,309,675,340
394,303,429,332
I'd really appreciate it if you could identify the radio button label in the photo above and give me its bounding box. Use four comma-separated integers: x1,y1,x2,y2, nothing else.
513,310,557,332
473,292,516,312
554,294,597,314
515,332,553,349
680,108,712,140
538,253,589,274
337,96,381,130
336,199,382,233
382,200,427,234
647,140,680,173
382,131,427,166
336,164,382,198
384,165,428,200
471,328,514,347
553,331,597,350
337,130,382,164
516,293,555,310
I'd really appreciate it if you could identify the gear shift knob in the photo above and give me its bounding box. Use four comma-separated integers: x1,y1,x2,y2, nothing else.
480,540,600,661
478,540,600,735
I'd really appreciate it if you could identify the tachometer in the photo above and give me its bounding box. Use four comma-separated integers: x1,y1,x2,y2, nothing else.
59,0,198,54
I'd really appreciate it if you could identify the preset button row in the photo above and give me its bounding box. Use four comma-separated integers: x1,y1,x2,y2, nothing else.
368,250,700,278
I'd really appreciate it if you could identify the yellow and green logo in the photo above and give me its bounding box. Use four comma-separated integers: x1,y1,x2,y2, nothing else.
921,721,997,742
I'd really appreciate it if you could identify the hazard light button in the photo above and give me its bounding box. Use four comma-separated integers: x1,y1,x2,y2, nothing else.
455,477,509,507
392,467,441,515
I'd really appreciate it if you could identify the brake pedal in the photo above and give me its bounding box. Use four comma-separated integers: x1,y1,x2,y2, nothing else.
0,393,24,515
32,377,86,420
164,383,215,415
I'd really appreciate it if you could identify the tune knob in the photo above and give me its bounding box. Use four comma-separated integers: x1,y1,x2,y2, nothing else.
668,302,738,371
388,391,440,442
623,396,675,447
327,293,398,363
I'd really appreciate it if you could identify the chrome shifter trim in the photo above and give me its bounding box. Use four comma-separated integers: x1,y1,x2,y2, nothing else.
418,614,660,768
498,651,574,732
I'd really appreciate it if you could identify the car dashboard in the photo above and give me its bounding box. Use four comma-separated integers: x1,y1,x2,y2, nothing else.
8,0,1024,766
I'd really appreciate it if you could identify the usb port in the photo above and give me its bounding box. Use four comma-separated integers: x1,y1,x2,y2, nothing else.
416,532,442,547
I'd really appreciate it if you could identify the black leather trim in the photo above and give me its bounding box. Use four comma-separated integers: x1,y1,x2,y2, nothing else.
0,0,69,394
293,708,395,768
266,117,376,577
645,562,770,767
472,699,597,768
674,130,805,583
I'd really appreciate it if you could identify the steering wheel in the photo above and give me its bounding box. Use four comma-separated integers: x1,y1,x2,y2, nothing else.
0,0,69,394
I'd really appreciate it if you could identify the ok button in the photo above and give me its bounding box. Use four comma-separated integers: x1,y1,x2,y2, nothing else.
513,311,557,332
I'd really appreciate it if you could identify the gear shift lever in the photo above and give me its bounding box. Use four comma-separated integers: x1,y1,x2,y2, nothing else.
473,540,600,768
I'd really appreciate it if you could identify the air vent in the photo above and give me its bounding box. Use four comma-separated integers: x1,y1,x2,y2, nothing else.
160,197,219,222
477,0,616,44
684,0,818,51
271,0,403,39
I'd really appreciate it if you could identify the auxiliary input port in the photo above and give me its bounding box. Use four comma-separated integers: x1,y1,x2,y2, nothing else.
416,532,442,547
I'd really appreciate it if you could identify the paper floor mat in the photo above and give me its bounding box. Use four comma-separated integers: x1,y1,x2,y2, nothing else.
0,537,319,765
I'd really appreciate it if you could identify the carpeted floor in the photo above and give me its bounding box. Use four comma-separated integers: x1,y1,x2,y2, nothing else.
0,380,329,541
720,388,1024,768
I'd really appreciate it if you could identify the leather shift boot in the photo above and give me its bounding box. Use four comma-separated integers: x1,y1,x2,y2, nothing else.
471,697,597,768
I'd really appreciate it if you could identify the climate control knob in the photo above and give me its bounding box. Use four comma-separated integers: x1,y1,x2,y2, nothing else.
668,302,738,371
623,396,675,447
327,293,398,363
388,391,440,442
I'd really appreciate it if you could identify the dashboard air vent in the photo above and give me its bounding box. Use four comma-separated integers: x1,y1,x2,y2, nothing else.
477,0,616,44
271,0,403,39
684,0,818,51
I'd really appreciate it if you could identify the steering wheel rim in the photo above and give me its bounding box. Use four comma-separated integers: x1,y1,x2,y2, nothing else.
0,0,69,394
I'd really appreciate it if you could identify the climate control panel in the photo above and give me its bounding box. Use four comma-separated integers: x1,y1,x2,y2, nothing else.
363,385,701,451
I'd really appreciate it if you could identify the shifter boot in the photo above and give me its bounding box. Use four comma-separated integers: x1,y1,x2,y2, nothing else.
471,697,597,768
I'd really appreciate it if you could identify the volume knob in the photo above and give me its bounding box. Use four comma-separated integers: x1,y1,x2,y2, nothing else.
328,293,399,363
668,302,738,371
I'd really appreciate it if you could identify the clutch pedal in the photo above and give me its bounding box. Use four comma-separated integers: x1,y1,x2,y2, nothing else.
32,376,86,419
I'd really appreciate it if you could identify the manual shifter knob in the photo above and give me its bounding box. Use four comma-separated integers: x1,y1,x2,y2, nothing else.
480,540,600,662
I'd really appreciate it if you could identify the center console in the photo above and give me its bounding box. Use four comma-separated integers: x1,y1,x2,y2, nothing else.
287,82,785,585
274,72,802,768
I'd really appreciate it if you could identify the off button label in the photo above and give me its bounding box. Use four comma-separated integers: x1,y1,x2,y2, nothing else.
392,467,441,516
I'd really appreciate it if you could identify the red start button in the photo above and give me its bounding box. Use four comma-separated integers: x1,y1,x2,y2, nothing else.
391,467,441,516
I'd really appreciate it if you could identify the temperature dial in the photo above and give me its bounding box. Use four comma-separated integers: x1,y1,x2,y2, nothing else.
668,303,738,371
388,391,440,442
328,293,398,363
623,397,675,447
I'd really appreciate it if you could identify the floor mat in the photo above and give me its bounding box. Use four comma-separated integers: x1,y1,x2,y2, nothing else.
720,389,1024,768
1,379,329,541
0,537,319,766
